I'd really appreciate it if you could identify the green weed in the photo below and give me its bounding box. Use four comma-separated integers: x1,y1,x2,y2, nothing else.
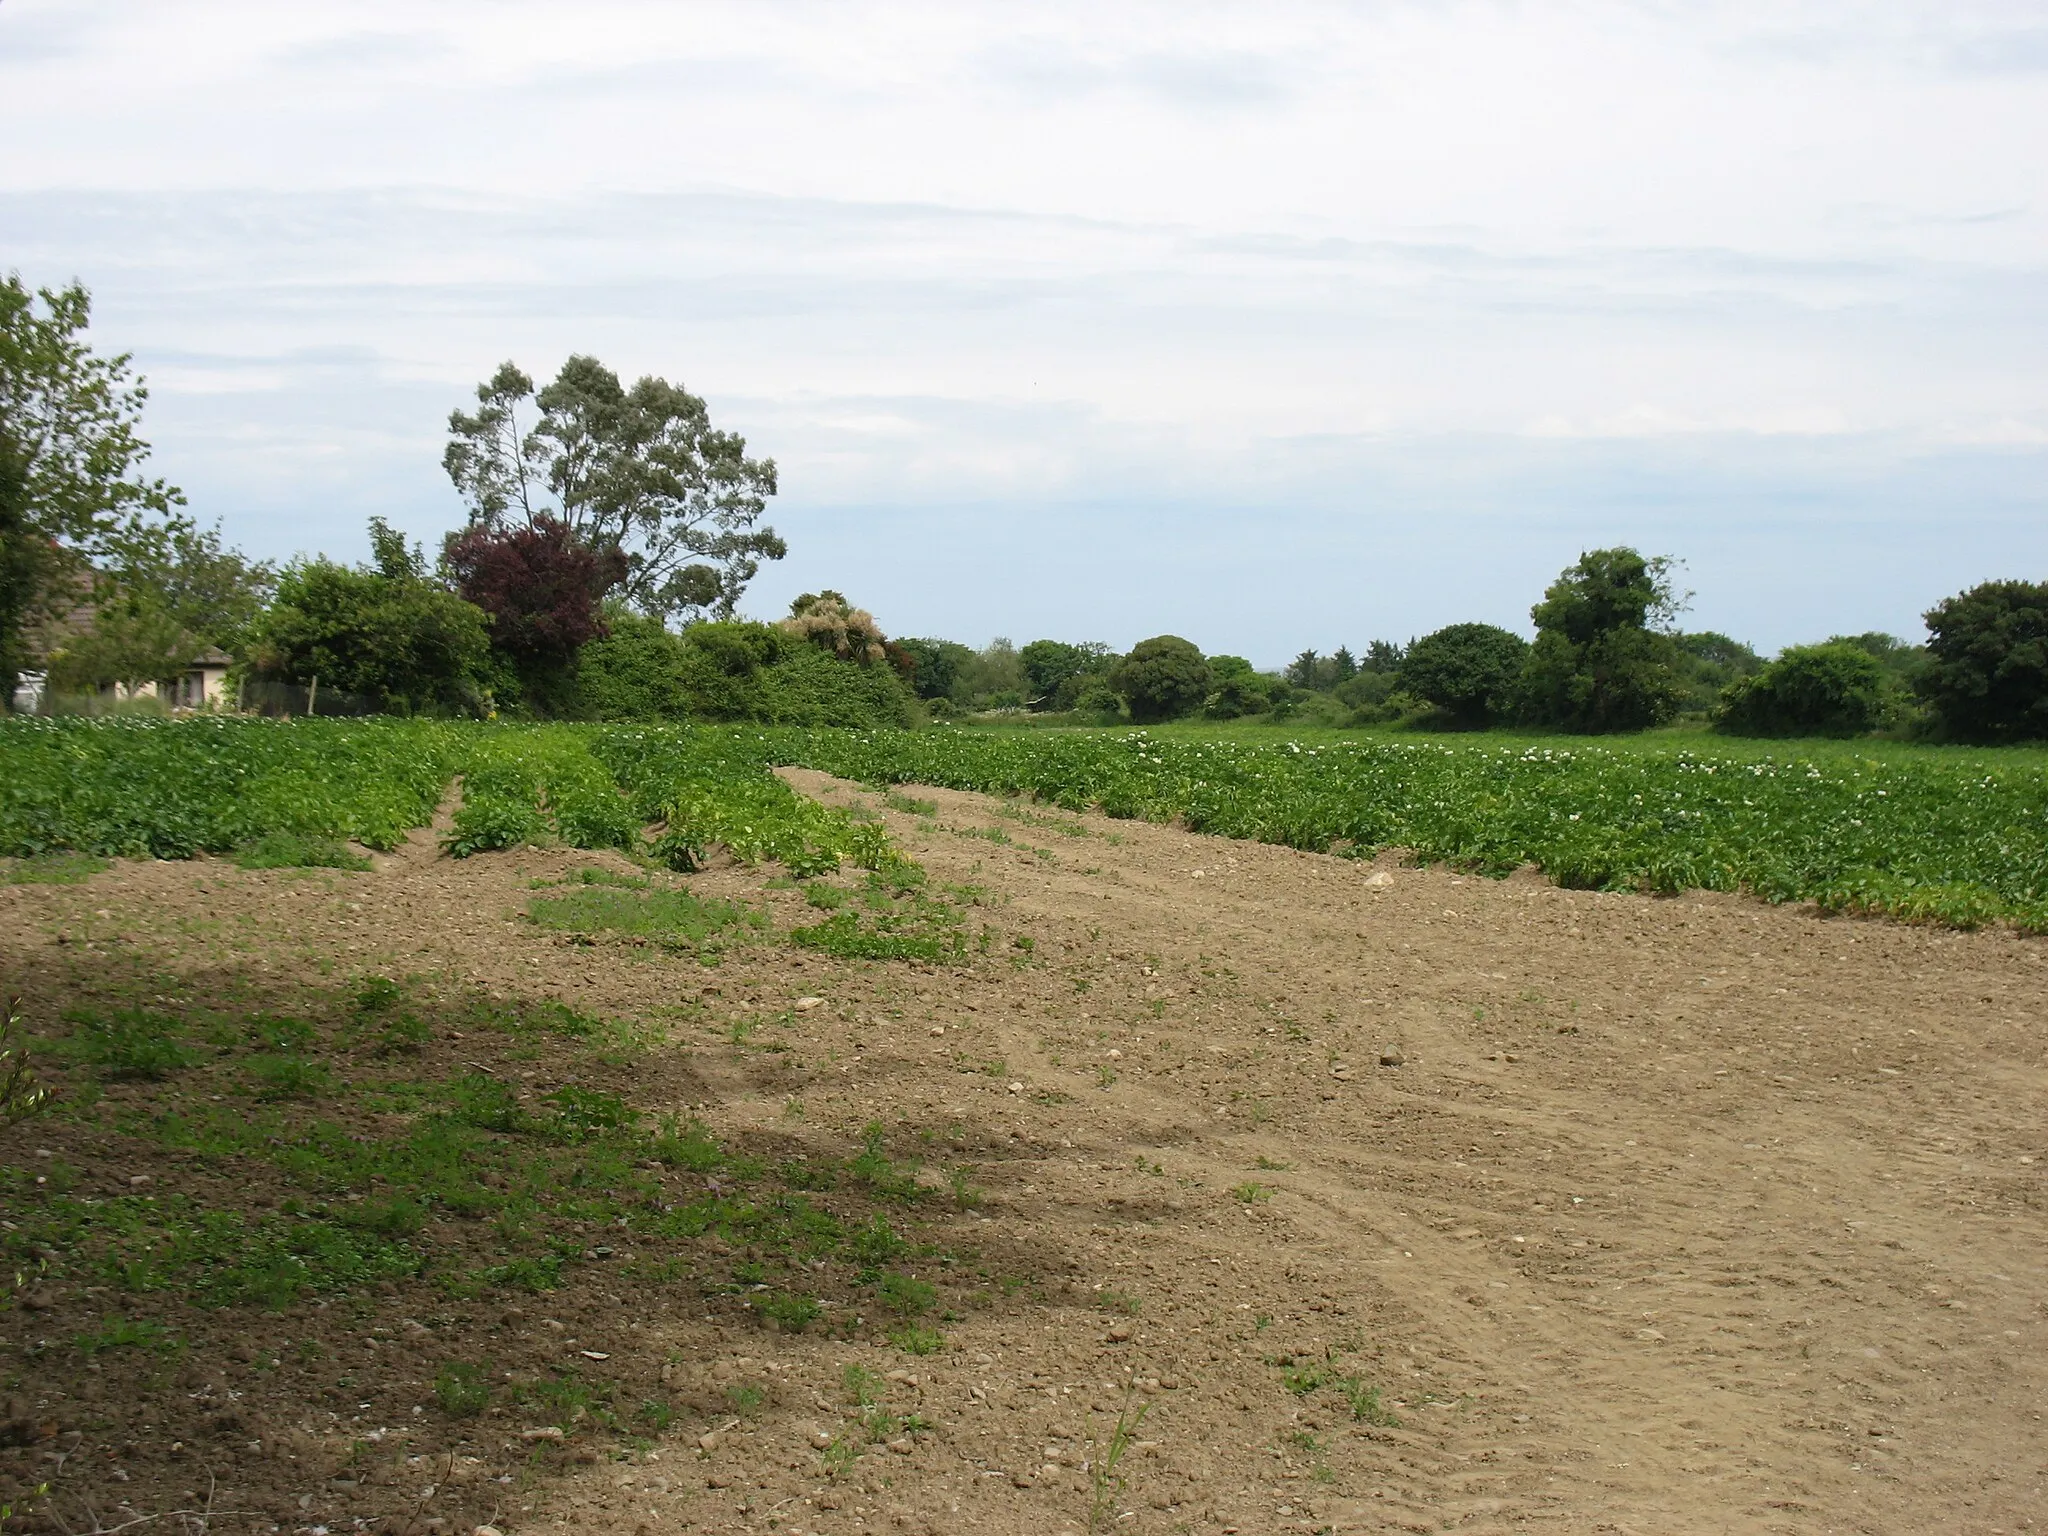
233,831,371,871
435,1360,492,1417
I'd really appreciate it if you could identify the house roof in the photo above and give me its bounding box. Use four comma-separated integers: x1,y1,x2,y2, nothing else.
191,646,234,667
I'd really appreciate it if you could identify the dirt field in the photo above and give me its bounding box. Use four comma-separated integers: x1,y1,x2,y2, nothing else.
3,771,2045,1535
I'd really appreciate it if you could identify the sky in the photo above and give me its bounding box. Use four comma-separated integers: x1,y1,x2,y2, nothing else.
2,0,2044,664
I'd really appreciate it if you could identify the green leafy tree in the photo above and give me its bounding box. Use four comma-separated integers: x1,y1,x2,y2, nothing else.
957,638,1030,710
0,277,183,705
1916,580,2048,742
1826,631,1927,691
247,519,493,714
48,512,275,696
1361,639,1405,674
1521,548,1685,732
1671,631,1763,714
444,357,782,623
1203,655,1286,719
1018,639,1113,710
576,611,911,726
895,637,974,701
1400,623,1529,728
1329,645,1358,683
1716,642,1895,738
1114,635,1211,723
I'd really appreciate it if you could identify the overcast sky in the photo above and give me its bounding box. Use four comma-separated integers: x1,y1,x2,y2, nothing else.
3,0,2043,661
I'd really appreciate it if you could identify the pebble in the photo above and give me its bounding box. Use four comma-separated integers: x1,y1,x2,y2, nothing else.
1105,1322,1133,1343
795,996,825,1011
474,1526,506,1536
886,1436,913,1454
519,1427,564,1442
1008,1081,1025,1094
698,1431,721,1453
1378,1051,1404,1068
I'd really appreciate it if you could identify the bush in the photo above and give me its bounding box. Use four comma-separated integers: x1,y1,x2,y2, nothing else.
1917,580,2048,743
1203,656,1286,719
577,613,913,727
246,520,493,715
1114,636,1211,724
1399,623,1528,728
1716,642,1894,738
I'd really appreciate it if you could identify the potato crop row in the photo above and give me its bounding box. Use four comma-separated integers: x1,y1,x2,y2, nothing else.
8,718,2046,931
761,727,2048,932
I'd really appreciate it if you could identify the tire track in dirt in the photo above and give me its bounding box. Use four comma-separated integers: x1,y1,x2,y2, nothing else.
784,768,2048,1533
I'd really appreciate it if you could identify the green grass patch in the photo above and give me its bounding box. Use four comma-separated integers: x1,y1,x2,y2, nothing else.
3,851,111,884
528,885,758,943
61,1007,200,1081
232,831,372,871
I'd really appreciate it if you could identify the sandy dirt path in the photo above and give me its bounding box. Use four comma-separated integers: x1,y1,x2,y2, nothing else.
734,771,2048,1535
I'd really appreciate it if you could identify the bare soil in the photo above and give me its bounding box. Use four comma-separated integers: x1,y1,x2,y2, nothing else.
2,771,2044,1536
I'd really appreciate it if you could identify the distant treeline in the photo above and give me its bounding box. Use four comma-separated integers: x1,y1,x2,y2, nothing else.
901,549,2048,744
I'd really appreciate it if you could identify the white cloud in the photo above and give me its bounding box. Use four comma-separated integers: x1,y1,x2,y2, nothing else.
1,0,2042,656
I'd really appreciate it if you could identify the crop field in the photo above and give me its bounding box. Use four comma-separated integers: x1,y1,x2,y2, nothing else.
1,715,2044,1534
6,717,2048,930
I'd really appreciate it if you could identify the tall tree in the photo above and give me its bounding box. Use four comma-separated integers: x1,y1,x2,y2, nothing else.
0,277,183,705
444,357,782,623
1521,548,1686,733
1115,636,1212,723
1917,580,2048,742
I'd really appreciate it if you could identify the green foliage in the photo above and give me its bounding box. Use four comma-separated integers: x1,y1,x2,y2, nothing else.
1114,636,1212,724
0,716,461,858
879,1270,938,1315
758,1291,822,1331
51,511,273,695
1019,639,1113,710
3,850,109,883
895,637,974,701
1717,642,1895,738
956,637,1030,711
232,830,372,870
247,520,494,714
435,1360,492,1417
1203,655,1288,720
67,1007,198,1081
1521,548,1685,733
1,277,185,707
1399,623,1529,728
1918,579,2048,743
1671,631,1764,714
527,884,755,943
578,612,913,727
763,724,2048,933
